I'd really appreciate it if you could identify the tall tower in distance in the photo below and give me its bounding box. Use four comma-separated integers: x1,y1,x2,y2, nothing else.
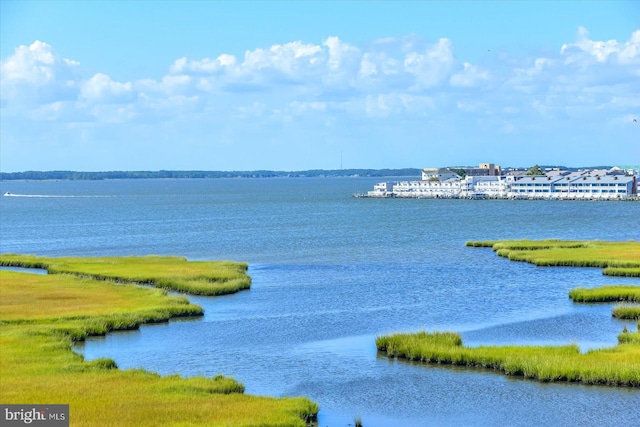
479,163,501,176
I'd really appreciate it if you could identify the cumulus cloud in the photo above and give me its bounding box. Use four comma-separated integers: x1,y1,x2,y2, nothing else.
1,28,639,132
450,62,490,87
80,73,134,103
323,36,360,72
1,40,80,104
561,26,640,66
403,38,454,89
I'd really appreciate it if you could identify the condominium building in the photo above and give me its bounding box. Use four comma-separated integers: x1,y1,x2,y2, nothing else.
363,165,637,200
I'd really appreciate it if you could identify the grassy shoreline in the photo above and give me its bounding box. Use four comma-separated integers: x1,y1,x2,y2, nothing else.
567,285,640,321
376,330,640,386
465,239,640,277
0,254,251,296
377,240,640,387
569,285,640,303
0,260,318,426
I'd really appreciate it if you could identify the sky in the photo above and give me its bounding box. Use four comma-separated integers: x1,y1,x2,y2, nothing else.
1,1,639,172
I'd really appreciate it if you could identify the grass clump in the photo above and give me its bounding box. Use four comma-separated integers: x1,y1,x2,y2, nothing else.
0,254,251,296
612,305,640,320
466,239,640,277
604,267,640,277
569,282,640,320
376,331,640,386
0,268,318,426
619,322,640,344
569,286,640,303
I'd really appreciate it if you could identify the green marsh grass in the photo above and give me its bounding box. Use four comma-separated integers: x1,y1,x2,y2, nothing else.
465,240,640,277
378,240,640,387
569,286,640,303
568,284,640,319
0,268,318,426
0,254,251,295
376,331,640,386
619,322,640,344
612,305,640,320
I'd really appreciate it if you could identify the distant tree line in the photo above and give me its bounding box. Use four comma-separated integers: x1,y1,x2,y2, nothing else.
0,169,422,181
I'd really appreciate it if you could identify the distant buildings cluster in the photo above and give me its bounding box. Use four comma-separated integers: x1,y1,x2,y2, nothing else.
363,164,639,200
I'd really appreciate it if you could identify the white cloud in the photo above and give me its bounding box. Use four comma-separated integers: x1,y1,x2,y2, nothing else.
358,53,378,78
619,30,640,64
0,40,80,104
169,55,237,75
159,74,193,94
2,28,639,138
323,36,360,72
1,40,78,83
80,73,133,103
561,26,640,66
450,62,490,87
403,38,454,89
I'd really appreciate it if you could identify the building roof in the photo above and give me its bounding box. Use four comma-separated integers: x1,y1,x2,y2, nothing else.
513,175,563,185
575,175,633,184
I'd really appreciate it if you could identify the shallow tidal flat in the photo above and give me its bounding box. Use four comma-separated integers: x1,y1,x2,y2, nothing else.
0,256,318,427
377,240,640,387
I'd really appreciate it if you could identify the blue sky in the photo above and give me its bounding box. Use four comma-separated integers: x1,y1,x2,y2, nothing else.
1,1,639,172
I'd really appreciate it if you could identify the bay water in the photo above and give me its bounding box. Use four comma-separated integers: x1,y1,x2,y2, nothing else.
1,178,639,426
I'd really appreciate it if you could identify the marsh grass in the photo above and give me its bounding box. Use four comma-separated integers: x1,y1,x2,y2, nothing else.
569,286,640,303
568,283,640,319
0,269,318,426
619,322,640,344
612,305,640,320
379,240,640,386
376,331,640,386
0,254,251,295
465,240,640,277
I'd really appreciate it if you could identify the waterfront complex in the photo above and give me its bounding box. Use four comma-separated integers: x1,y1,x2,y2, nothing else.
364,164,638,200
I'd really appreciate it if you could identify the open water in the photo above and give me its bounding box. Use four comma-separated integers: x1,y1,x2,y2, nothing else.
1,178,639,426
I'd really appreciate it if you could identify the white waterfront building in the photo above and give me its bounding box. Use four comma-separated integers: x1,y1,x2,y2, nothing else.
365,165,638,200
509,170,636,200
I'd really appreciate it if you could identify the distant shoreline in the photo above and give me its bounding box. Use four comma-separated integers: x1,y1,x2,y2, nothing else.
0,169,422,181
0,165,629,181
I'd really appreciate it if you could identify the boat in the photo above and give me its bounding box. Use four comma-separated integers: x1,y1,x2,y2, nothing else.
469,192,488,199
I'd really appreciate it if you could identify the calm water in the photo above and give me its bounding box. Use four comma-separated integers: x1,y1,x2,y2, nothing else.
1,178,639,426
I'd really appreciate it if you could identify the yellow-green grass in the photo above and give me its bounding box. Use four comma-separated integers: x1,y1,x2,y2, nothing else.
569,286,640,303
612,305,640,320
0,270,318,426
620,322,640,344
377,240,640,387
466,239,640,277
376,331,640,386
0,254,251,296
568,284,640,320
575,284,640,375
